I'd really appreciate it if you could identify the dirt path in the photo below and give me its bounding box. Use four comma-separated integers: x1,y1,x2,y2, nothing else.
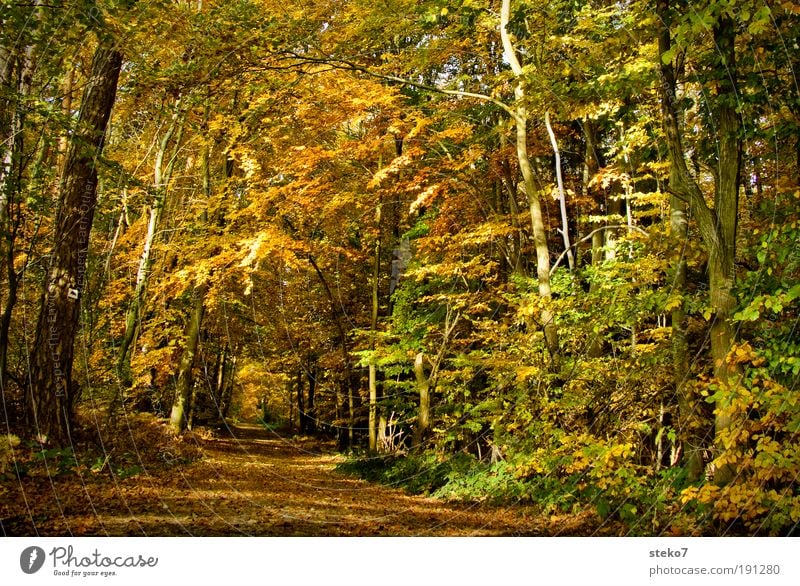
1,423,602,536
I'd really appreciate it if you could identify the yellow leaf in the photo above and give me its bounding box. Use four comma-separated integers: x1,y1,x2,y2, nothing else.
664,295,682,311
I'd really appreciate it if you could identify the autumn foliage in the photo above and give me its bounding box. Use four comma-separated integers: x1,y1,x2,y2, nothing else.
1,0,798,535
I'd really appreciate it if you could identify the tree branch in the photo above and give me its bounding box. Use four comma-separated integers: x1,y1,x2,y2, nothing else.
549,225,647,276
284,51,517,118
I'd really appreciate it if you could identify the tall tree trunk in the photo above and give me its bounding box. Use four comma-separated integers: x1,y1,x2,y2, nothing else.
295,368,305,433
287,377,294,431
707,15,741,485
0,19,39,390
117,102,184,380
0,229,18,389
500,0,558,360
669,188,703,479
306,356,316,434
214,344,227,400
169,282,206,434
368,363,378,450
581,119,607,358
168,98,214,435
0,36,35,224
657,39,702,479
657,0,741,484
27,45,122,445
368,205,381,452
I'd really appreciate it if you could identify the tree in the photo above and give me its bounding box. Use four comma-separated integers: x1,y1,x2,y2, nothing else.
0,1,44,395
117,98,186,382
657,0,742,484
27,42,122,444
499,0,558,358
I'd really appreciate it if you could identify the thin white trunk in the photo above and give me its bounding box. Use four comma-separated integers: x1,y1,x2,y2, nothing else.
545,111,573,271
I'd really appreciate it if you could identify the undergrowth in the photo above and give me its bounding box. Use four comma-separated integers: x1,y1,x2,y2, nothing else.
338,451,710,535
1,407,201,488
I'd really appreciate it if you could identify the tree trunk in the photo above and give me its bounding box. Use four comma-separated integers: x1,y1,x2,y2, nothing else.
296,368,305,433
26,45,122,445
658,48,702,479
669,189,703,479
169,282,207,434
0,33,35,225
118,102,185,379
308,254,355,445
0,20,39,391
211,345,223,398
306,357,316,434
368,208,381,452
0,238,18,389
413,352,429,448
368,363,378,451
168,97,215,435
287,377,294,431
500,0,558,360
657,0,741,484
545,111,573,272
582,118,607,356
219,354,235,420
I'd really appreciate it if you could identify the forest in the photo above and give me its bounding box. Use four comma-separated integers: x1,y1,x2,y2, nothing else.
0,0,798,537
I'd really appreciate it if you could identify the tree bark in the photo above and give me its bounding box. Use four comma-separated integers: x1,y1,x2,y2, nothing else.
0,36,35,225
305,356,316,433
657,33,702,479
169,282,206,434
413,352,429,448
27,45,122,444
657,0,741,484
219,354,235,420
296,368,305,433
500,0,558,360
669,189,704,479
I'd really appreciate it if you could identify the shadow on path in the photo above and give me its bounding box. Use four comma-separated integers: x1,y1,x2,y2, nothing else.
1,422,605,536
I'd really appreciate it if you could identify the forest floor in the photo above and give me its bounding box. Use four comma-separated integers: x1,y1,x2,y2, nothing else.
1,421,615,536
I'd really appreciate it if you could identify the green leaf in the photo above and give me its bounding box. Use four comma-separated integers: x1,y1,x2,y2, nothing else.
596,498,610,519
786,284,800,303
748,6,772,35
734,304,760,322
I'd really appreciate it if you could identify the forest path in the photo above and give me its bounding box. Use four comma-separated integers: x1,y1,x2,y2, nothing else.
1,423,602,536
